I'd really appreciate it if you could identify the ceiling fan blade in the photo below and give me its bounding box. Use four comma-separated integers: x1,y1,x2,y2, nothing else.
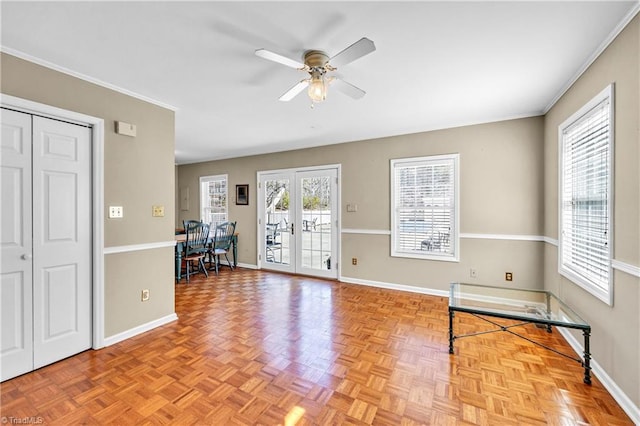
279,80,309,101
331,78,366,100
255,48,305,69
329,37,376,68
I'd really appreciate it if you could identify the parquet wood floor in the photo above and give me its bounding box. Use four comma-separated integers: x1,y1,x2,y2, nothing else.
1,269,633,425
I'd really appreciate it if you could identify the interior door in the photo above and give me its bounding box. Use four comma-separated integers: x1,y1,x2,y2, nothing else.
259,167,338,279
0,111,92,381
32,116,92,369
1,109,34,381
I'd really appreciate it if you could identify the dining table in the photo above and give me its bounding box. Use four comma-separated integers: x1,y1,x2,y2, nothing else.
175,231,238,282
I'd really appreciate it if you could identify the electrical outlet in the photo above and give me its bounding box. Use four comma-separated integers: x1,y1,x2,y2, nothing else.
352,258,358,265
108,206,123,219
505,272,513,281
470,268,477,278
152,205,165,217
141,289,150,301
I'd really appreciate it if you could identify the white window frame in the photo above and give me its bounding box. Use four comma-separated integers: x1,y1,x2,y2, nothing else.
199,174,228,227
558,84,614,305
391,153,460,262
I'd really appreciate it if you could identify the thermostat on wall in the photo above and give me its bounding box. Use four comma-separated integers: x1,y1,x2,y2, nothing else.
115,121,137,137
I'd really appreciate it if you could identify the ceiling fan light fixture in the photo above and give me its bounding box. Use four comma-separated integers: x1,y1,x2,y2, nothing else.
307,70,327,103
256,38,375,104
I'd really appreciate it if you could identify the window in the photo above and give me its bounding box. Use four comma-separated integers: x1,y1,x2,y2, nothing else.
559,84,613,305
391,154,459,261
200,175,228,226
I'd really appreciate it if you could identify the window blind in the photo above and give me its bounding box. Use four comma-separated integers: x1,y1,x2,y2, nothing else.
392,155,457,259
560,95,611,294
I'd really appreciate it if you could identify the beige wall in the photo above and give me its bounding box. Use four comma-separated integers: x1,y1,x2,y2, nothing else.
1,53,176,338
543,16,639,407
178,115,545,293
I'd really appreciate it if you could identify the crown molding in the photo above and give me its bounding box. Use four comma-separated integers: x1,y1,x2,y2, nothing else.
1,46,178,112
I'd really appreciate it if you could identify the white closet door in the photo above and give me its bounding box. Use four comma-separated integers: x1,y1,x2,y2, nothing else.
32,116,92,369
1,109,34,381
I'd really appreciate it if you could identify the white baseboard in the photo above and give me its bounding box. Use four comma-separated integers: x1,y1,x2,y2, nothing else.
339,275,449,298
103,313,178,347
556,327,640,424
236,262,258,270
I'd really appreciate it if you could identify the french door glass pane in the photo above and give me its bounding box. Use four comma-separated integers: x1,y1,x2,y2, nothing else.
300,176,332,271
264,178,290,266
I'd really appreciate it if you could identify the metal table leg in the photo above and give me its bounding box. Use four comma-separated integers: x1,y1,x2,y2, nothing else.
583,329,592,384
449,309,455,354
175,241,183,282
232,235,238,268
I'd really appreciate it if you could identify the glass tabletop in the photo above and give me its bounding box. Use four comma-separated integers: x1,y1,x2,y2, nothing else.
449,283,589,329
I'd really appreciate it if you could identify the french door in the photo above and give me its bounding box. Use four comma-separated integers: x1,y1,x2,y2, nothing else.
258,166,338,279
1,108,92,381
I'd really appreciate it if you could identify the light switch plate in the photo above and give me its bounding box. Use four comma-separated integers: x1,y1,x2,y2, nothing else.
109,206,123,219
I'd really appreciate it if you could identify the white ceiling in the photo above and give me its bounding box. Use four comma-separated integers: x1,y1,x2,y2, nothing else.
1,1,637,164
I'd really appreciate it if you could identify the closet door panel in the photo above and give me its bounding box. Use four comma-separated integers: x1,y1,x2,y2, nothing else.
32,116,92,369
0,109,34,381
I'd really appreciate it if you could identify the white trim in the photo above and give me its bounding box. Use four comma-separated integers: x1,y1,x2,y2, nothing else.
1,93,106,349
340,231,562,243
558,84,614,306
102,313,178,347
92,119,106,349
611,259,640,278
339,276,449,298
543,3,640,113
236,262,258,270
531,239,639,278
104,241,176,255
390,153,460,262
1,47,178,112
257,163,342,176
555,327,640,425
341,228,391,235
460,233,545,242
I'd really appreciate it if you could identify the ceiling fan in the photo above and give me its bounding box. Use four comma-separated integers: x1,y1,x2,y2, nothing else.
255,37,376,104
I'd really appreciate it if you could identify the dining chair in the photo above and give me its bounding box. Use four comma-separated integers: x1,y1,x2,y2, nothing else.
181,219,200,233
182,221,210,283
208,221,237,275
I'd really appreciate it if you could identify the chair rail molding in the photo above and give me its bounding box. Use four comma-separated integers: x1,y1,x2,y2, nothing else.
104,241,176,255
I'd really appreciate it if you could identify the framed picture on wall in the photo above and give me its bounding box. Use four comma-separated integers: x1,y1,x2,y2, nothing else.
236,184,249,205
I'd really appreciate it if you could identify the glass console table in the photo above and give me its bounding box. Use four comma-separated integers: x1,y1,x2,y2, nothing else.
448,283,592,384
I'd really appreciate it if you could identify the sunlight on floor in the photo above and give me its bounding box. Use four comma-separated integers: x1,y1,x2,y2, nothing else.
283,406,306,426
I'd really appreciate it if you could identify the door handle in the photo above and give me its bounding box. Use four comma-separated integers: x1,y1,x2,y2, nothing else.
21,254,32,260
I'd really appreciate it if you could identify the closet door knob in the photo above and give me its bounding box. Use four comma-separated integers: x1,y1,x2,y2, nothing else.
21,254,32,260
